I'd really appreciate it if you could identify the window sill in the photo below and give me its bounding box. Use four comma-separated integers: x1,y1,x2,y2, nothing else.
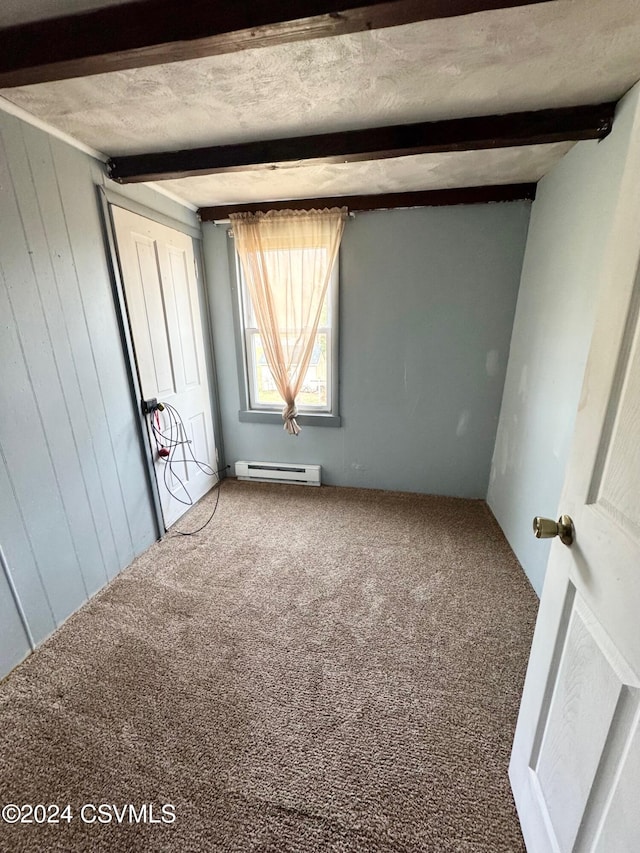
238,410,341,428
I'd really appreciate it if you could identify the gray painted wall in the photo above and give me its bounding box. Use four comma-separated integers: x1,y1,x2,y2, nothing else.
204,203,530,497
487,86,640,597
0,109,197,679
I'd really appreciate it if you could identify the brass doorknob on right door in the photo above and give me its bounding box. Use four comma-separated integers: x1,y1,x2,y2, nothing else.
533,515,575,546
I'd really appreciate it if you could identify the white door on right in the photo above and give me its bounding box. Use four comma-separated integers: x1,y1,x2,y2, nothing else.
510,145,640,848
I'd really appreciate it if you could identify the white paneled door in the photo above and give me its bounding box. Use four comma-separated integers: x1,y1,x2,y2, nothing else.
112,206,218,529
510,151,640,848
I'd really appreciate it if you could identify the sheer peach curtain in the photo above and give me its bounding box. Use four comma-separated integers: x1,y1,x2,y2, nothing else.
230,208,347,435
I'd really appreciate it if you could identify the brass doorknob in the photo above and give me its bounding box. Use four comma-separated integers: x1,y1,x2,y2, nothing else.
533,515,574,546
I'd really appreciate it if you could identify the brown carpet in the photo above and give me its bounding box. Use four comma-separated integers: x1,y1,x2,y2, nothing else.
0,480,537,853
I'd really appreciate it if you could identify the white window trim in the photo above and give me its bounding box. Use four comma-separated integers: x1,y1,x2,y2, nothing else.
227,231,341,427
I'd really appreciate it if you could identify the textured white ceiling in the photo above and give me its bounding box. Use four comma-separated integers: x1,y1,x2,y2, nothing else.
3,0,640,156
1,0,639,205
0,0,130,27
161,143,574,208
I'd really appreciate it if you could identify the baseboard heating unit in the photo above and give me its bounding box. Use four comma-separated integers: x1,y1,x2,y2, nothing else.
235,461,321,486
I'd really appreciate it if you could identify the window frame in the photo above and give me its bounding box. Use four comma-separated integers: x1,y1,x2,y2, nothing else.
227,229,341,427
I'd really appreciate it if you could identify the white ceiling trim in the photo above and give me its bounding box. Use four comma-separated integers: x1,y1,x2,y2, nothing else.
0,93,198,212
0,92,107,160
115,179,198,212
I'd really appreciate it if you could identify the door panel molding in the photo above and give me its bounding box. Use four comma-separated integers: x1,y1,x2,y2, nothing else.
97,187,165,539
99,186,225,534
111,205,218,529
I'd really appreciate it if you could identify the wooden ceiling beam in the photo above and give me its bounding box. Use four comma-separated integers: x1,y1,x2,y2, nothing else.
198,184,537,220
108,103,615,184
0,0,555,87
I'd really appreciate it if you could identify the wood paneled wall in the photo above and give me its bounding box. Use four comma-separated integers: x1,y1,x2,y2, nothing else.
0,111,196,678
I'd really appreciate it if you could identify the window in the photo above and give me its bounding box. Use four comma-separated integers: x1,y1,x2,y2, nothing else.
232,244,340,426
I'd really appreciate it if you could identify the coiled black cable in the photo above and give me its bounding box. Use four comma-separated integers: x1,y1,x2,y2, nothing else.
148,402,228,535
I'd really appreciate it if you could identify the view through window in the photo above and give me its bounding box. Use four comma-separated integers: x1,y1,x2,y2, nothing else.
238,250,337,413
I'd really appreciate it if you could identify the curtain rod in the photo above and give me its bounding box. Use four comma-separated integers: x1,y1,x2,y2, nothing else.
212,213,357,226
199,184,537,223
